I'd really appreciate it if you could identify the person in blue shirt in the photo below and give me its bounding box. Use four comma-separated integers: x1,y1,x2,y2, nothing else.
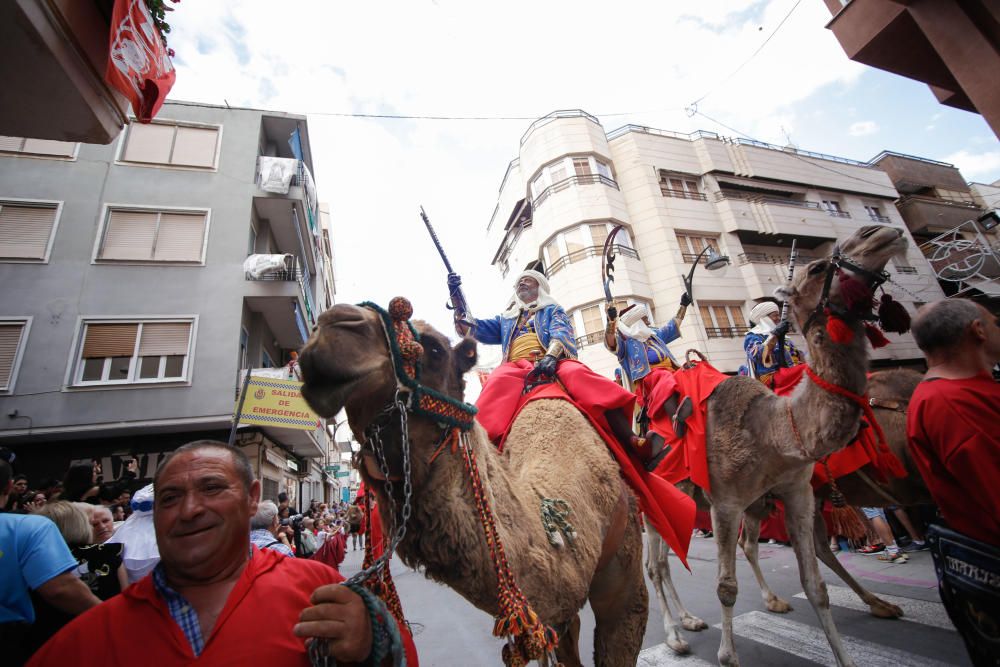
741,301,803,388
455,269,642,454
604,297,693,471
0,459,100,665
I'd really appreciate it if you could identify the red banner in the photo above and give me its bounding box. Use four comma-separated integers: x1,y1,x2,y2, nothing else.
105,0,176,122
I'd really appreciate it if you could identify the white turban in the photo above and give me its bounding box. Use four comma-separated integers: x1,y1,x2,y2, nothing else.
617,304,655,342
749,301,780,334
502,270,559,318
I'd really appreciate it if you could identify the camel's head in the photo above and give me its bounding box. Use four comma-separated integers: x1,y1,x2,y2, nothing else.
779,225,907,337
298,300,478,482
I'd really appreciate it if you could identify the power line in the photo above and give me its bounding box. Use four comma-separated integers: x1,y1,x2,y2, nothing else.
688,0,803,110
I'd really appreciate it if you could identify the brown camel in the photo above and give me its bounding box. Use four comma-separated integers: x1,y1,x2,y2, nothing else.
645,368,933,655
647,223,908,667
297,305,648,666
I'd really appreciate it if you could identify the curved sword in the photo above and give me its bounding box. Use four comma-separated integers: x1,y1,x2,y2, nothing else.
601,225,626,304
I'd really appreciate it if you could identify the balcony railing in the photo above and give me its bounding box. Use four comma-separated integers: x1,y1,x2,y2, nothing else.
660,187,708,201
714,191,824,210
826,210,852,218
574,330,606,348
893,265,918,275
705,327,744,339
548,244,639,277
532,174,619,209
868,214,891,223
255,157,320,234
681,251,724,264
737,252,820,266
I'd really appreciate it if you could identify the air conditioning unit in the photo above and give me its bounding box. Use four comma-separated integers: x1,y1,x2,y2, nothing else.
977,210,999,231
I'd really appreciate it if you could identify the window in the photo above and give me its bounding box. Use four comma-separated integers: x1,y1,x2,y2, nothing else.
73,319,193,386
589,224,609,248
544,239,562,266
247,226,257,256
261,349,274,369
0,136,77,158
676,233,720,263
699,303,746,338
864,205,889,222
0,201,59,261
822,200,850,218
580,305,603,335
97,208,208,263
660,172,704,200
120,122,220,168
239,327,249,371
572,157,591,177
262,477,279,502
0,320,29,392
531,155,616,205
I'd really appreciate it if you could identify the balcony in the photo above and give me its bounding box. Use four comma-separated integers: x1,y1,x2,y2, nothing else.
0,0,130,143
532,174,619,209
574,330,605,348
737,251,820,266
660,187,708,201
243,254,315,348
896,195,983,235
549,244,638,277
705,327,743,339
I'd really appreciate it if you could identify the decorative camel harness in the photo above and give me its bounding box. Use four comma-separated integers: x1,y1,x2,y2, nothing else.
788,249,910,514
335,297,562,667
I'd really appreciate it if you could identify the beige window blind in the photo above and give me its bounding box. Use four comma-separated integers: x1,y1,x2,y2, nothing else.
152,213,206,261
581,305,603,334
100,210,157,260
0,323,25,389
82,324,139,358
22,139,76,156
0,136,23,152
138,322,191,357
171,126,217,167
122,123,175,164
0,204,58,259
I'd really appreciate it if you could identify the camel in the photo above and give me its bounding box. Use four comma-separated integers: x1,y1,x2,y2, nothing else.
644,223,908,667
297,304,649,665
645,368,933,655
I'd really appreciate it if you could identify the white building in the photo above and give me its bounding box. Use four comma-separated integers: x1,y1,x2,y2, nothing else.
486,111,944,377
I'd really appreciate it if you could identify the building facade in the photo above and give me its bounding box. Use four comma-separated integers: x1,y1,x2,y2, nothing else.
0,101,338,508
486,110,944,379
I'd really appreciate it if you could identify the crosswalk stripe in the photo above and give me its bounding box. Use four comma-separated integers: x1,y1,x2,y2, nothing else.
637,643,715,667
720,611,952,667
793,585,954,631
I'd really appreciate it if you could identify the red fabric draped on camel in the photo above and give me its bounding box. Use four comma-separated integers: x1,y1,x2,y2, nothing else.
479,360,696,568
768,365,906,487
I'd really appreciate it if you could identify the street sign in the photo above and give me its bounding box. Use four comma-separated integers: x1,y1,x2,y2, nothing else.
235,376,320,431
324,465,340,473
335,470,350,478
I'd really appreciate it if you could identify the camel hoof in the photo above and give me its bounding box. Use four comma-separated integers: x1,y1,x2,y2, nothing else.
665,636,692,655
718,653,740,667
869,598,904,619
681,615,708,631
766,596,793,614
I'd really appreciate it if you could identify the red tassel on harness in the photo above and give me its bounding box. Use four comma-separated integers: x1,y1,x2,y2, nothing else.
837,271,873,312
864,323,890,348
877,293,911,334
825,309,854,344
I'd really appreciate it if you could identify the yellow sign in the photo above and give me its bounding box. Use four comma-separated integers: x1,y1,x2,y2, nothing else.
237,376,321,431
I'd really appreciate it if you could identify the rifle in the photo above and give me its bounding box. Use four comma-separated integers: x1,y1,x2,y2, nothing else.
770,239,797,368
419,206,473,322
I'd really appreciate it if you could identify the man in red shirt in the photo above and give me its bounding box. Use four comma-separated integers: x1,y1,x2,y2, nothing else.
28,441,416,666
907,298,1000,666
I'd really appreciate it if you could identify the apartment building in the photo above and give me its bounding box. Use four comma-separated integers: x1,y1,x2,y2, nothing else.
0,101,338,507
486,110,944,379
870,152,1000,305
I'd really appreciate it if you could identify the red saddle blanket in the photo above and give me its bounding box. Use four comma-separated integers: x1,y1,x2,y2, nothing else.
496,381,696,568
769,365,906,488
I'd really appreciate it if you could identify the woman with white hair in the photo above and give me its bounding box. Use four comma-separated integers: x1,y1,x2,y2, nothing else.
741,300,803,388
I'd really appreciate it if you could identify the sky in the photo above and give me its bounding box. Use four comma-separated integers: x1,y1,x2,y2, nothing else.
165,0,999,370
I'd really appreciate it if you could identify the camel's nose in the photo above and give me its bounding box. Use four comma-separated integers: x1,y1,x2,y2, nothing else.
317,303,368,329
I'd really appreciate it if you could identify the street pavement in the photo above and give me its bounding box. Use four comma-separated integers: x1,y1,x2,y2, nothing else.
339,533,969,666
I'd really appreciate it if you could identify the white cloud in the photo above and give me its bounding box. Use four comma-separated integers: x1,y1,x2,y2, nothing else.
848,120,879,136
944,149,1000,181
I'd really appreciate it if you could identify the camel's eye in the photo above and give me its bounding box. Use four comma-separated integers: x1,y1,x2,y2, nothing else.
808,261,827,276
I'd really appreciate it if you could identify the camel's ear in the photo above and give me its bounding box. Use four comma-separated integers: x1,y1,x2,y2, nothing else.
773,285,795,302
453,337,478,375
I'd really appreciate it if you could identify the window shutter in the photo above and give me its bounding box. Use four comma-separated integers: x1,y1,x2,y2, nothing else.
82,324,138,358
138,322,191,356
730,306,747,329
0,136,25,151
21,139,76,157
100,210,156,260
0,324,24,389
0,204,58,259
171,126,217,167
122,123,174,164
153,213,206,262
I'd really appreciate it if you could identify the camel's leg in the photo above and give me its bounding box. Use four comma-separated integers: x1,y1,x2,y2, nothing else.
712,505,744,667
810,508,903,618
643,518,707,655
782,485,857,667
590,515,648,667
553,614,583,667
739,514,793,613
